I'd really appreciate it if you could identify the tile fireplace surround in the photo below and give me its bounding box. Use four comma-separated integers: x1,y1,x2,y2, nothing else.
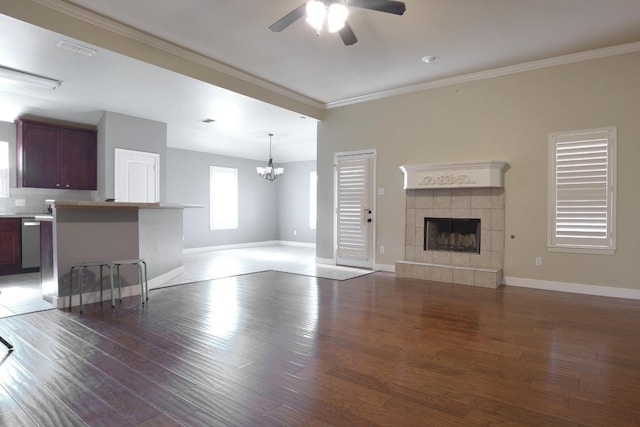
396,161,507,288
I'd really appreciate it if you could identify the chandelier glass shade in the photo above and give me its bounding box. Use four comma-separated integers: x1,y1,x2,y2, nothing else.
256,133,284,182
305,1,348,34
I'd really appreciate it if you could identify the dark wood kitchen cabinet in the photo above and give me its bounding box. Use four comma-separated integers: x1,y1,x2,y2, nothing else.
16,118,97,190
0,218,20,275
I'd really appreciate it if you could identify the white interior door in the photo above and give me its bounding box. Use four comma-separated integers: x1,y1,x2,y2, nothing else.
115,148,159,202
335,151,375,269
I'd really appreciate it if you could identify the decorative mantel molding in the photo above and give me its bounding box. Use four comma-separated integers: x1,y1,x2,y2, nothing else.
399,160,508,190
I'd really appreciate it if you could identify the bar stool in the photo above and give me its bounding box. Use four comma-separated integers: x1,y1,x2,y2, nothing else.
112,259,148,305
69,261,115,314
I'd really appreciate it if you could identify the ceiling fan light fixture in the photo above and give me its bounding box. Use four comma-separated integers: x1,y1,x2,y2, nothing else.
327,3,349,33
305,1,326,33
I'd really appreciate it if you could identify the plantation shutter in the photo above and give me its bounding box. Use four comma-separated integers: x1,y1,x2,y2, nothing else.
548,127,616,254
336,157,370,259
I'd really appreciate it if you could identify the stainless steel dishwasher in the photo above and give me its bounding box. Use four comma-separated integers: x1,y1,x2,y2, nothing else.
21,218,40,270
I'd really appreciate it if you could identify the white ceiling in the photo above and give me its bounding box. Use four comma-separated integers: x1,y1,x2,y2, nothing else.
1,0,640,162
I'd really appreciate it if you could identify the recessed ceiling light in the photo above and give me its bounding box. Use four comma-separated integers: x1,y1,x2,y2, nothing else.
201,118,216,123
422,55,437,64
56,40,97,57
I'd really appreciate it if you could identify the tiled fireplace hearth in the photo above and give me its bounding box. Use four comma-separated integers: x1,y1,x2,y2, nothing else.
396,161,508,288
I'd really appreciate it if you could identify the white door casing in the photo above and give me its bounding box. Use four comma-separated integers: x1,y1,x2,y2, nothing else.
115,148,159,203
335,150,375,269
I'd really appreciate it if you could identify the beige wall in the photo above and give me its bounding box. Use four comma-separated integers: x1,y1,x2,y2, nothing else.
318,52,640,291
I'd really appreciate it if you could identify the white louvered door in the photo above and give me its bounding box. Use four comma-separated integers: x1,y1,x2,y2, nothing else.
335,152,374,268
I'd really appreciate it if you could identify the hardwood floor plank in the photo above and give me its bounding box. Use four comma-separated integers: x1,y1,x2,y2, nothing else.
1,271,640,425
0,384,36,427
0,356,86,426
2,317,160,425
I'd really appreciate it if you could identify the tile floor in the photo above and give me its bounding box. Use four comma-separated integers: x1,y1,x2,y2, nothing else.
0,245,372,318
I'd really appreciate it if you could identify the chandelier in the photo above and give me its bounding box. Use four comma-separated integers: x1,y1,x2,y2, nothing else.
256,133,284,182
305,1,349,34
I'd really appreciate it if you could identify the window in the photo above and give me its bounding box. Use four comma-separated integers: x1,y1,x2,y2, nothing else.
0,141,8,198
309,171,317,229
209,166,238,230
548,127,616,254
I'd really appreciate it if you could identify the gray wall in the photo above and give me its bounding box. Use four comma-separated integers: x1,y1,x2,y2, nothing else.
98,111,167,202
167,148,317,248
167,148,280,248
277,160,316,244
139,208,184,279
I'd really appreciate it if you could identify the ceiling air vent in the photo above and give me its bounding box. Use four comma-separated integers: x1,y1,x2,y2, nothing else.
56,40,97,57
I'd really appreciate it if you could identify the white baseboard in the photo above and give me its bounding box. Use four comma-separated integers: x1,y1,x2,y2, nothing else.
148,266,185,290
184,241,315,254
53,282,143,309
279,241,316,248
374,263,395,273
503,276,640,300
316,258,393,273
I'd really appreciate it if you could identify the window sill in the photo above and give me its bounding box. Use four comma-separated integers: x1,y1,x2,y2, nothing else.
547,245,615,255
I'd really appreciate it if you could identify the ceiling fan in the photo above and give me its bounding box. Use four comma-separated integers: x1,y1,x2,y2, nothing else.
269,0,407,46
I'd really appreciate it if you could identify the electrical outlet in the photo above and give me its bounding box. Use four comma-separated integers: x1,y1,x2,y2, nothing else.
535,257,542,267
293,230,297,236
15,198,26,207
379,245,385,254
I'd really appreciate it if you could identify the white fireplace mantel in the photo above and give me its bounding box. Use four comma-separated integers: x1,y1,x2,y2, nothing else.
399,160,508,190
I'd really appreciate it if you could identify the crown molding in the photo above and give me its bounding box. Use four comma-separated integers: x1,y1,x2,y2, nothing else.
25,1,640,113
327,41,640,109
31,0,325,112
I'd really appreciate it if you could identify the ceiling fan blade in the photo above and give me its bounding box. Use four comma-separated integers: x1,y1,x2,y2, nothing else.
269,3,307,32
338,21,358,45
348,0,406,15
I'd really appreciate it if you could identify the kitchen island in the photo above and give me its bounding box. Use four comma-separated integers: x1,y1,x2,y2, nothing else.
41,200,194,309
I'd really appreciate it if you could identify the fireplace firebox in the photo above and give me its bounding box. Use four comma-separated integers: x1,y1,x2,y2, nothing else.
424,217,481,254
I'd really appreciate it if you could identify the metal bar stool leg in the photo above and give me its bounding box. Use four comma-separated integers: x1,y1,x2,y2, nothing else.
69,266,75,311
142,260,148,301
109,264,116,307
116,264,123,303
136,262,145,304
99,264,104,304
79,267,84,314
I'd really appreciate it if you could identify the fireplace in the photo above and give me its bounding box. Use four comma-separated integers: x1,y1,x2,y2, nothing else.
424,218,480,254
396,160,508,289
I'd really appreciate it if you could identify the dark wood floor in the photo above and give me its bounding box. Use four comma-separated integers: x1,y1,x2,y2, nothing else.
1,271,640,426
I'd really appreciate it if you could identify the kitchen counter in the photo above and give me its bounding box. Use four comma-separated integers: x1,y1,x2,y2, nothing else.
52,201,201,209
42,202,199,309
0,212,48,218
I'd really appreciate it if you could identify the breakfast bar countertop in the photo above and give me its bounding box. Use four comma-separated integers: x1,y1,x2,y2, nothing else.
0,212,49,218
52,201,202,209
